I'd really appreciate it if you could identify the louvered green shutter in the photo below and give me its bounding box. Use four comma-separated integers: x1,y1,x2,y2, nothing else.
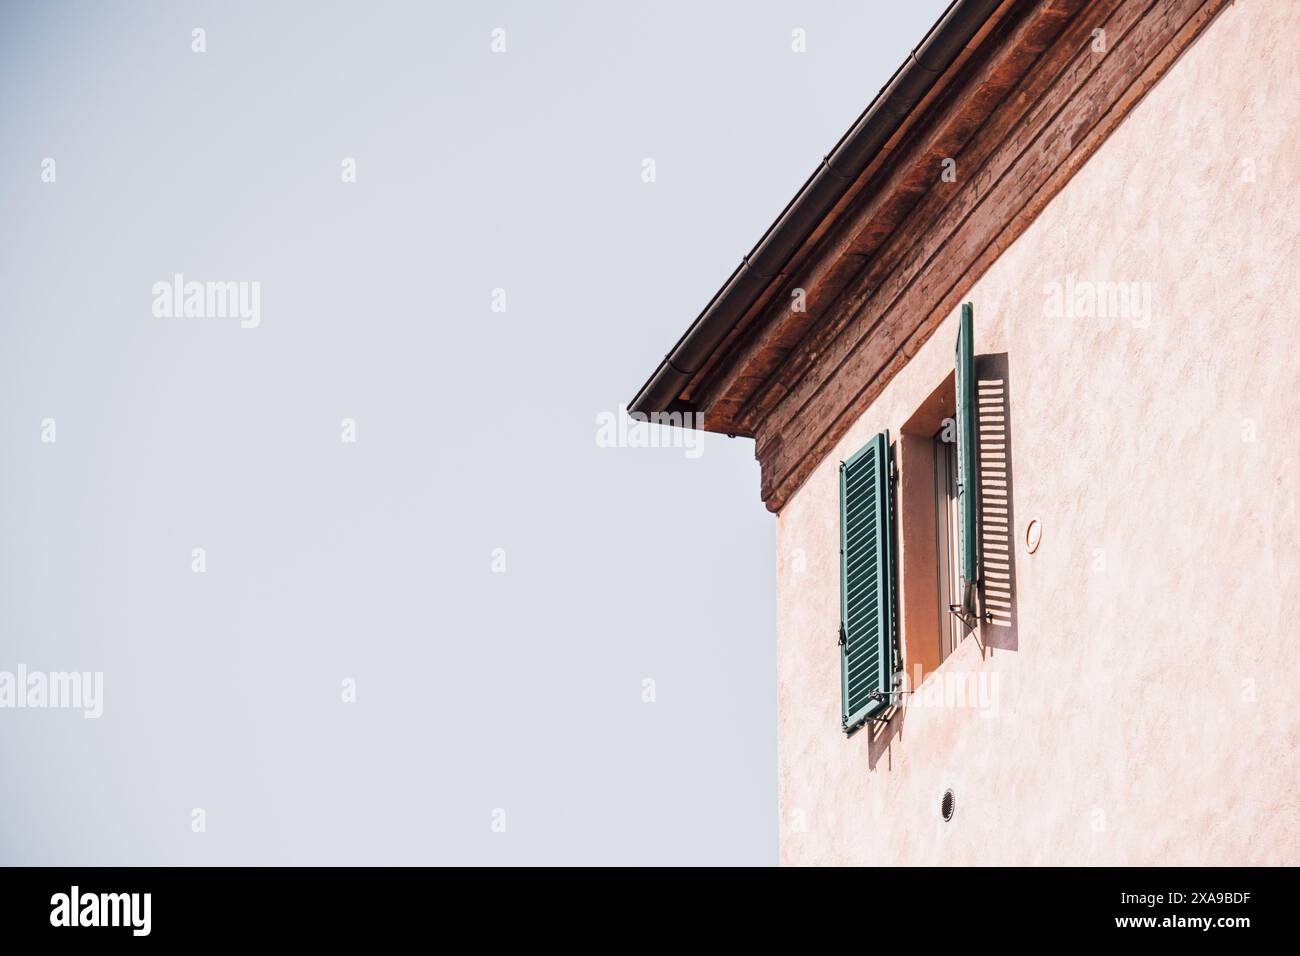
839,431,895,733
955,302,978,613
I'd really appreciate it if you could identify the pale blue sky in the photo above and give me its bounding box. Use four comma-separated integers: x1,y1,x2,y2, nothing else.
0,0,948,864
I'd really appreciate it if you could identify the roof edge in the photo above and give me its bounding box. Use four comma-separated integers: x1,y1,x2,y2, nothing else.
627,0,1002,420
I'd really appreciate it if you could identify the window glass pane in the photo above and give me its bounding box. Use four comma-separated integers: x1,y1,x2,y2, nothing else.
934,430,962,662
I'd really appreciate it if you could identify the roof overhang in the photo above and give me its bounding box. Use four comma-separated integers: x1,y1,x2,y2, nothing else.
629,0,1010,426
629,0,1228,510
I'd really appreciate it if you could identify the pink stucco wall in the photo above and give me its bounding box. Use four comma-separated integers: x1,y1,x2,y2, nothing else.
775,0,1299,865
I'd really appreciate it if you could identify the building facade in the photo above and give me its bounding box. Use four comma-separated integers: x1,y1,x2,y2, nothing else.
629,0,1298,865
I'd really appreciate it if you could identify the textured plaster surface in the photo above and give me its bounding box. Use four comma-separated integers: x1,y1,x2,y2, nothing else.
775,0,1300,865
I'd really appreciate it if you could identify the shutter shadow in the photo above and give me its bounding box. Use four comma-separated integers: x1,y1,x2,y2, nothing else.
975,351,1017,651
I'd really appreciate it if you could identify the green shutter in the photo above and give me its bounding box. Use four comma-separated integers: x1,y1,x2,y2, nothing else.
839,431,895,733
955,302,978,613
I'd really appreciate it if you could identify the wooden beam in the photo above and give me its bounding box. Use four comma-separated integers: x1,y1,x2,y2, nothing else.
690,0,1082,433
756,0,1226,511
683,0,1026,435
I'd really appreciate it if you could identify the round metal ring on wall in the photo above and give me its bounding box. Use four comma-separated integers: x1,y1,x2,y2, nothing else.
1025,518,1042,554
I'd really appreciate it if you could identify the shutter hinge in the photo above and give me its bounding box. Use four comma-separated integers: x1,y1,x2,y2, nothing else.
948,603,979,629
838,624,846,647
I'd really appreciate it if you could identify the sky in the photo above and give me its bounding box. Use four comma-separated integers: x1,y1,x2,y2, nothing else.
0,0,950,865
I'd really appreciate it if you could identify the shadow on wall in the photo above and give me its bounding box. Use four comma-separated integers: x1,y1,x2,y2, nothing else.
977,352,1017,652
866,703,905,771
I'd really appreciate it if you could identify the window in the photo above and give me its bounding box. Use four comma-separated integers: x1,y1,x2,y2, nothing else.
839,302,979,734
